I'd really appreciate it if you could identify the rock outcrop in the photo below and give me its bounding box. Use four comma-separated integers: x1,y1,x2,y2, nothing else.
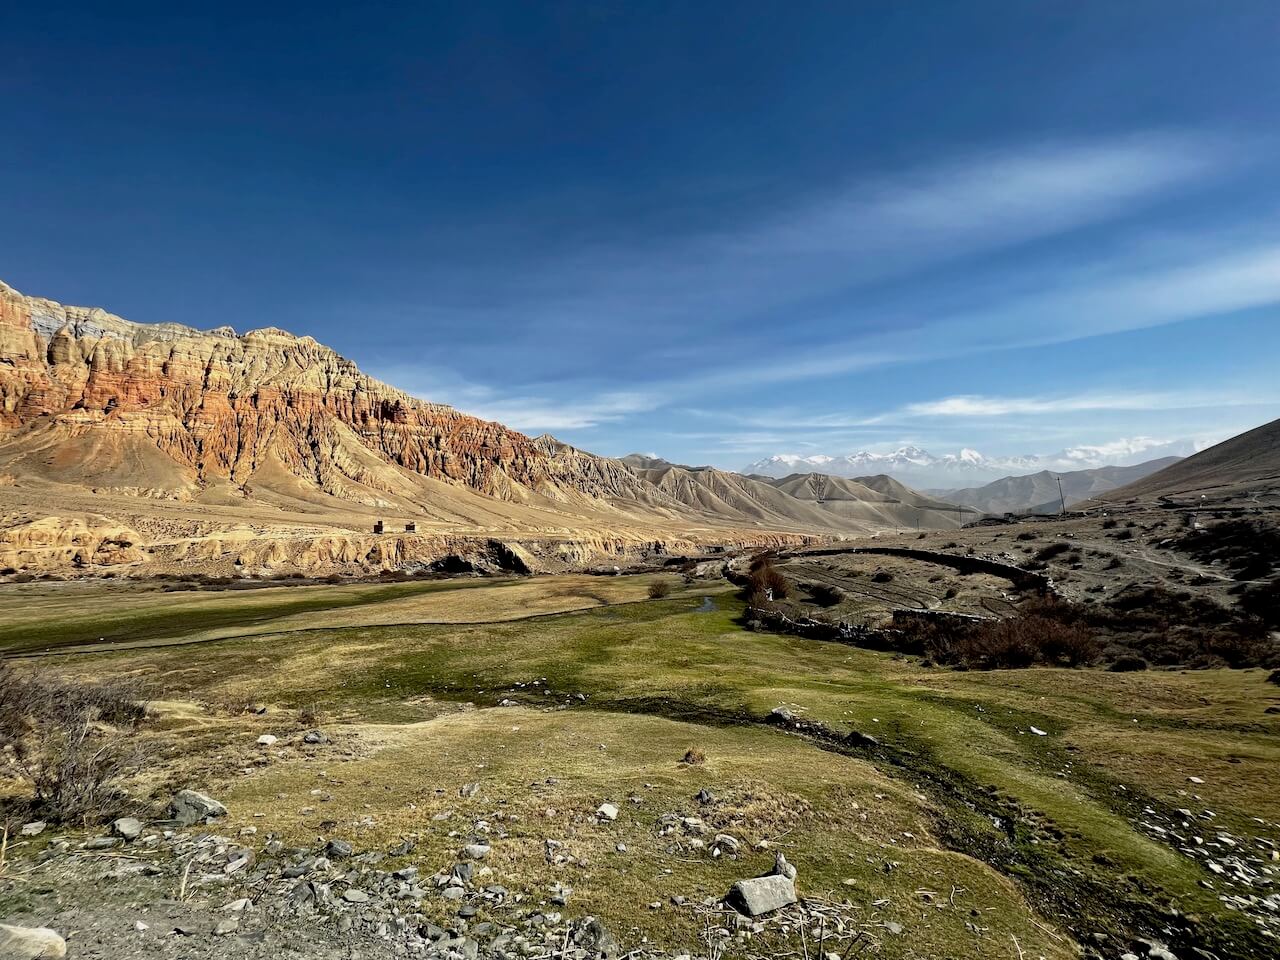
0,278,956,576
0,280,658,506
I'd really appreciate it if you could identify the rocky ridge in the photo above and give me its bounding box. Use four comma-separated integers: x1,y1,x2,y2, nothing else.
0,280,661,506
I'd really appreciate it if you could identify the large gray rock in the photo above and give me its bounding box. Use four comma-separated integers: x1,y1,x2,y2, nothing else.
169,789,228,826
0,923,67,959
725,874,797,917
112,817,143,840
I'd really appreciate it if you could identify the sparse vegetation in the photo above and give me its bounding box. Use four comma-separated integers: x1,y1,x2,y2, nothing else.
0,665,147,824
1176,518,1280,580
807,583,844,607
646,580,673,599
1034,542,1072,562
744,556,791,605
897,600,1099,670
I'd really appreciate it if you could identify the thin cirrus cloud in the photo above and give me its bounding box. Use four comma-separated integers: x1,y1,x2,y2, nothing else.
680,234,1280,395
385,130,1236,342
418,231,1280,432
371,130,1268,452
896,389,1276,420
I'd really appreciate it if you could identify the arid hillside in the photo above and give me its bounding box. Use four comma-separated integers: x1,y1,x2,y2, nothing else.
0,281,963,577
1104,417,1280,502
944,457,1182,515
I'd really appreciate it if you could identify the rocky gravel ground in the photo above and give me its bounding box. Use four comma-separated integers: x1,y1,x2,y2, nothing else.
1,790,843,960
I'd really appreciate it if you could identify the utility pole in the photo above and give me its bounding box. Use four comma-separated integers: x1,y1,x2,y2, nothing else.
1056,475,1067,515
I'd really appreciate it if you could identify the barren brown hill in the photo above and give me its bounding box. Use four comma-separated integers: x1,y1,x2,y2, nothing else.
767,472,973,529
0,279,942,577
944,457,1181,515
1104,418,1280,502
619,455,944,534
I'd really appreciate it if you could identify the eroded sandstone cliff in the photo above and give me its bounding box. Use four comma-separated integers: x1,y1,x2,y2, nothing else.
0,280,660,506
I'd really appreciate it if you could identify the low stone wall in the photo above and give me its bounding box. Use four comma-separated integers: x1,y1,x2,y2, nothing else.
746,606,902,651
780,545,1052,593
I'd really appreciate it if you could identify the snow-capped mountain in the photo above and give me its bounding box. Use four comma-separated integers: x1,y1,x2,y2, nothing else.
742,438,1199,489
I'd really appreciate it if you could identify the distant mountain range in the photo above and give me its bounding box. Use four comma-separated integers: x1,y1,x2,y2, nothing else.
743,439,1198,489
0,277,978,577
619,455,974,531
942,458,1182,515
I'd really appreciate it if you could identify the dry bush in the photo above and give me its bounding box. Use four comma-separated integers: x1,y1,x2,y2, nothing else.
1177,518,1280,580
1034,542,1072,562
808,583,844,607
897,597,1098,670
680,746,706,765
647,580,673,600
298,702,325,727
744,560,791,603
1236,580,1279,630
0,665,147,825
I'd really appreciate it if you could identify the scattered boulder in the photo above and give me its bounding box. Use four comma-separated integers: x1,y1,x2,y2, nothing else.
0,924,67,959
213,918,240,936
111,817,143,841
725,874,797,917
768,706,796,725
462,843,491,861
844,730,879,748
18,821,46,837
712,834,740,856
169,790,227,826
325,839,354,859
772,852,797,880
302,729,328,745
256,734,278,746
570,917,620,959
596,802,619,822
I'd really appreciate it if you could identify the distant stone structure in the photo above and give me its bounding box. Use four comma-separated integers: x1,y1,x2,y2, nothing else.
372,520,385,534
405,522,417,533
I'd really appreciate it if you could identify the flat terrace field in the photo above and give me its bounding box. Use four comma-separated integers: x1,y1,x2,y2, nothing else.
3,568,1278,959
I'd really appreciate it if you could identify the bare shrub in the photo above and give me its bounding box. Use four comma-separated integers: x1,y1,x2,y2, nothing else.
808,583,844,607
298,702,325,727
897,597,1097,670
680,746,706,765
647,580,673,600
744,560,791,603
0,666,147,825
1034,542,1072,562
1108,654,1149,672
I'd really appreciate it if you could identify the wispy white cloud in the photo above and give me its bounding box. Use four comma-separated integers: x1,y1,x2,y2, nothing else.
691,236,1280,392
897,388,1277,420
464,391,661,432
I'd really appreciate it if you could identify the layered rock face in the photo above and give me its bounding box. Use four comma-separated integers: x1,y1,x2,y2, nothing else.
0,281,652,504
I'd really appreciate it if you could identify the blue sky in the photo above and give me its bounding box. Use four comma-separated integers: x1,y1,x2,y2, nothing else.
3,1,1278,468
